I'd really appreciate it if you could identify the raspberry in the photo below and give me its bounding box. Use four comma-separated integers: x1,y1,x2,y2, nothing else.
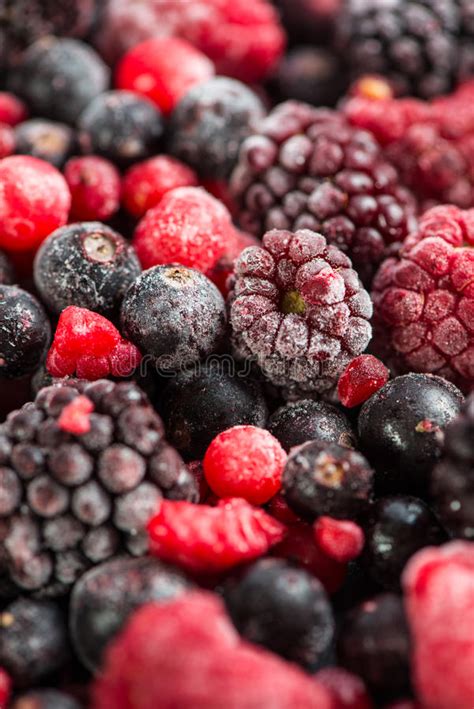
229,228,372,395
0,124,15,160
372,205,474,392
64,157,121,223
116,37,215,116
314,517,365,563
94,592,332,709
203,425,287,505
148,497,286,573
58,396,94,435
0,668,11,708
133,186,235,273
231,101,416,284
0,92,28,126
315,667,373,709
46,307,141,380
0,156,70,253
403,542,474,709
337,355,389,408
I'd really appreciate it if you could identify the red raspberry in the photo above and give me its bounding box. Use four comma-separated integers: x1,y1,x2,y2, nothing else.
203,425,287,505
116,37,215,116
0,156,71,253
147,497,286,573
94,592,332,709
314,517,365,564
122,155,198,218
47,306,142,380
133,186,235,272
64,156,121,222
0,92,28,126
57,395,94,435
316,667,373,709
372,205,474,392
0,668,11,709
337,355,389,408
0,124,15,159
403,541,474,709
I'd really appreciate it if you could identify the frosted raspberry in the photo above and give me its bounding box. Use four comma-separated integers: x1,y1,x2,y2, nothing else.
403,541,474,709
57,395,94,435
338,355,389,408
64,156,121,222
314,517,365,564
0,92,28,126
229,228,373,395
315,667,373,709
148,497,286,573
372,205,474,392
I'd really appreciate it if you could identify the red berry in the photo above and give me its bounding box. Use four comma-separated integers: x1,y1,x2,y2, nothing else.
314,516,365,564
0,156,71,253
116,37,215,116
0,124,15,159
206,229,259,297
122,155,198,218
338,355,389,408
0,92,28,126
58,395,94,435
64,156,121,222
0,668,11,709
203,425,287,505
148,497,286,573
316,667,374,709
266,493,302,525
133,186,234,272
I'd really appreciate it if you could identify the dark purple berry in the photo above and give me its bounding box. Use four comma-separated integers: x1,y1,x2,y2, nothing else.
9,690,81,709
0,250,15,285
14,119,76,168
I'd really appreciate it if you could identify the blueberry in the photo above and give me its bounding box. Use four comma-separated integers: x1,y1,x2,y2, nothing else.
14,119,76,168
268,399,355,452
34,222,141,316
10,690,81,709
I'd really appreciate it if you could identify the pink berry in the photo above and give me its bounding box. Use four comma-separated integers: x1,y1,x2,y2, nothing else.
0,92,28,126
314,517,365,564
203,425,287,505
0,667,11,709
316,667,373,709
0,124,15,159
338,355,390,408
64,156,121,222
58,395,94,435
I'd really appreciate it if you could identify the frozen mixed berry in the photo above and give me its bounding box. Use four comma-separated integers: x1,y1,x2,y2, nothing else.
9,690,81,709
160,363,268,459
338,355,389,408
229,228,373,395
0,668,11,708
283,440,374,520
132,186,235,272
0,251,15,286
203,425,287,505
231,101,416,284
58,395,94,435
70,556,193,672
34,222,141,317
0,92,28,126
338,594,412,700
0,598,68,686
206,229,259,297
316,667,373,709
276,0,342,44
122,155,198,219
268,398,355,452
8,37,109,125
116,37,215,116
372,205,474,392
224,558,334,670
121,265,226,371
359,373,464,495
0,124,15,160
64,156,121,222
432,393,474,539
13,119,76,169
78,90,163,167
0,286,50,380
0,155,71,253
168,77,265,180
314,517,365,564
404,542,474,709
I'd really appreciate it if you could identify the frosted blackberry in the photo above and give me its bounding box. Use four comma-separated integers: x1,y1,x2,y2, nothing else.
0,381,198,596
231,101,416,284
229,228,372,395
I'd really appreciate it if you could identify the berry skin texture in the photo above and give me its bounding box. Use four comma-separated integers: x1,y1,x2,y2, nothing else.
203,425,287,505
0,92,28,126
58,395,94,435
0,155,71,253
64,156,121,222
94,592,333,709
338,355,389,408
315,667,374,709
314,516,365,564
13,119,75,169
403,542,474,709
116,37,215,116
148,497,286,574
133,186,234,272
122,155,198,219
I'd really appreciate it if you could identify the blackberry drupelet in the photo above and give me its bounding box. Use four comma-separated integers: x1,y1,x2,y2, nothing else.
0,380,198,596
13,119,76,169
230,101,416,284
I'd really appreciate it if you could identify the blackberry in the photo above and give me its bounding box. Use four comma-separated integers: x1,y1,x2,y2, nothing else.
34,222,141,317
230,101,416,284
79,91,164,167
9,690,81,709
268,398,355,452
432,393,474,539
282,440,374,519
8,37,109,126
0,286,51,380
358,374,464,496
224,558,335,670
121,266,227,372
0,380,198,596
14,119,76,169
0,251,14,285
168,77,265,180
0,597,69,686
70,556,193,672
160,363,268,459
229,228,372,395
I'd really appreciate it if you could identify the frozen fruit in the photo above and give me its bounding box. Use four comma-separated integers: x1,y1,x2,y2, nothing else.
314,516,365,563
338,355,389,408
57,395,94,435
0,251,14,286
0,668,11,708
64,156,121,222
276,0,342,44
13,119,75,169
205,228,259,297
0,124,16,160
9,690,81,709
0,92,28,126
316,667,373,709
